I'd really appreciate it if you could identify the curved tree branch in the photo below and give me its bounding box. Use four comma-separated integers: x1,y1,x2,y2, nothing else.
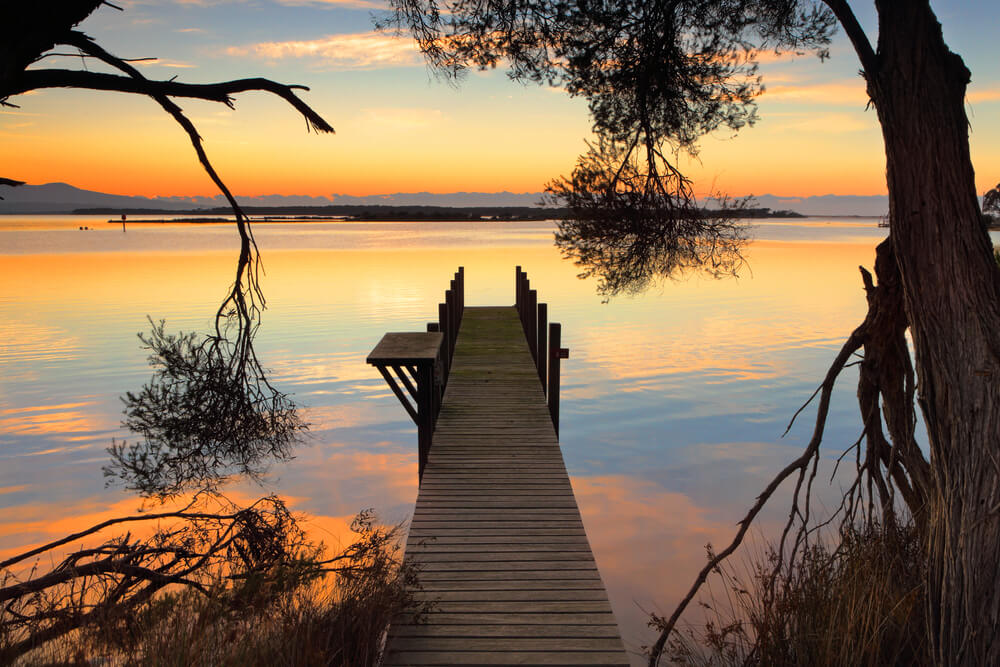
822,0,877,75
6,68,334,134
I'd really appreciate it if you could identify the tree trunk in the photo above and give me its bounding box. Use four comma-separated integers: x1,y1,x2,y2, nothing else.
869,2,1000,663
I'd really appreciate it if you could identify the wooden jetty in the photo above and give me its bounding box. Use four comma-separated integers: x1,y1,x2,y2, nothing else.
368,268,629,667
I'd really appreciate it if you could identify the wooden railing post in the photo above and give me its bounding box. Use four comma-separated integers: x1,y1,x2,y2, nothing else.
537,303,548,388
521,276,530,330
438,302,450,384
547,323,570,437
448,280,456,340
548,322,561,435
512,267,568,436
515,266,522,310
369,266,466,484
516,268,528,329
457,267,465,325
527,289,538,362
417,360,435,481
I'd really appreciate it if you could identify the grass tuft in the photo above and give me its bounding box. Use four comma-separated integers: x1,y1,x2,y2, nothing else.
666,521,928,667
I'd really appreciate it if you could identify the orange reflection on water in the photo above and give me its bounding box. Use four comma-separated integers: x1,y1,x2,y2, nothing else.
0,482,409,578
0,495,182,566
572,474,737,655
565,240,875,395
0,402,109,438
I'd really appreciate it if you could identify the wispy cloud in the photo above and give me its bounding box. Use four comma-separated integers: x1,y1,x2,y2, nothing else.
761,80,869,106
227,32,422,70
274,0,390,9
968,88,1000,103
752,49,825,65
135,60,197,69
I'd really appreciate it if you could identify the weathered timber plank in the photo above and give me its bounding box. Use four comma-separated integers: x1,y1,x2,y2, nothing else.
406,527,588,535
416,486,575,493
382,651,630,666
388,637,624,651
408,520,586,527
417,580,607,592
408,552,596,563
411,563,598,574
416,571,604,582
415,501,579,509
388,623,622,638
407,535,591,545
416,474,570,481
384,306,627,667
394,612,620,625
415,580,609,592
407,543,592,553
409,601,614,614
413,589,610,602
415,495,576,501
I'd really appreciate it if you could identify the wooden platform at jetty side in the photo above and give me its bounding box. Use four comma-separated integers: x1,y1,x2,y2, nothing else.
383,306,629,667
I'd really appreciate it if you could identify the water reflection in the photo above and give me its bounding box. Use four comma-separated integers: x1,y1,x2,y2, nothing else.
1,216,887,663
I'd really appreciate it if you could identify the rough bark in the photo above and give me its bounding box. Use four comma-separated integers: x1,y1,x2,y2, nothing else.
865,3,1000,663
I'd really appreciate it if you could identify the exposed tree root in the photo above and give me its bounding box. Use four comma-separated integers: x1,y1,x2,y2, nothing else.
648,235,934,666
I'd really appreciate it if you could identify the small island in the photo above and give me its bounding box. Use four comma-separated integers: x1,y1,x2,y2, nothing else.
85,204,807,223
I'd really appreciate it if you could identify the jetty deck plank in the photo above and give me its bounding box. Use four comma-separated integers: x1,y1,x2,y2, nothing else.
383,306,629,667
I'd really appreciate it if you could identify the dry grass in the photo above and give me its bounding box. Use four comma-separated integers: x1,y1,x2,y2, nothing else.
10,514,426,667
667,522,928,667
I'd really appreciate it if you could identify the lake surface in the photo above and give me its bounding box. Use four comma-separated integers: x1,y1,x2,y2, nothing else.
0,215,909,663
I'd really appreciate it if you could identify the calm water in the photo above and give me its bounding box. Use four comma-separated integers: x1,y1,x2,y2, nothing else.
1,215,902,662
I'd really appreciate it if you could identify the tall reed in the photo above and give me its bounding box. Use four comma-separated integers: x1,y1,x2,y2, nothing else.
667,522,927,667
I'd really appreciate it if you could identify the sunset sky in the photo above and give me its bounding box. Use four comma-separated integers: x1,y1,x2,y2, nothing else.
3,0,999,199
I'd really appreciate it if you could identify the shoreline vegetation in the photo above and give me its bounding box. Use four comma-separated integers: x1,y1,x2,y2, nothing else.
669,520,927,666
63,204,809,223
2,503,425,666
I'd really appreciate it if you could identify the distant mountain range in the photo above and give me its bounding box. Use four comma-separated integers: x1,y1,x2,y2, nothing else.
0,182,892,217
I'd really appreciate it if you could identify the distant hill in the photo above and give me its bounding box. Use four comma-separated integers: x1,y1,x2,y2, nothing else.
753,194,888,217
0,182,196,214
0,182,890,217
0,183,549,214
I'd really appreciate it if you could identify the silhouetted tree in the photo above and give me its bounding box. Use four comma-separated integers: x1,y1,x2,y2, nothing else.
0,3,335,656
105,320,305,499
1,3,328,498
386,1,1000,664
550,140,753,294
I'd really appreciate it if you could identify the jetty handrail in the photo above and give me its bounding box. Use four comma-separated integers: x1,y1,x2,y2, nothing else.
515,266,569,435
367,267,464,481
426,266,464,389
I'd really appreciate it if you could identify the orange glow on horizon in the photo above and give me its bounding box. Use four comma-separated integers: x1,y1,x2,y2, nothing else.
1,85,916,200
